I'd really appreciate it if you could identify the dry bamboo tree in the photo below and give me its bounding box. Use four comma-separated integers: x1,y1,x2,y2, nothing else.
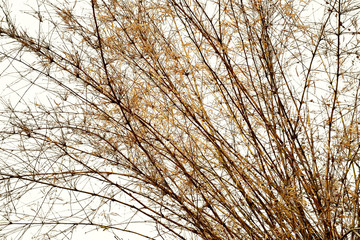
0,0,360,239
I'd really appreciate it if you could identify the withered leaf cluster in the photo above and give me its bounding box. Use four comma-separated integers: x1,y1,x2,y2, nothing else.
0,0,360,239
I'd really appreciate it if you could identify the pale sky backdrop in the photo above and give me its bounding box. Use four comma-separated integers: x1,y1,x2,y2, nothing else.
1,0,152,239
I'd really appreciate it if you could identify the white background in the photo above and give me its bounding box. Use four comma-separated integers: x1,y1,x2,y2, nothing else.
1,0,151,239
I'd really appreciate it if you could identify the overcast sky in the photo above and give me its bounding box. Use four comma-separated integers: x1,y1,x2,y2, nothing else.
1,1,149,239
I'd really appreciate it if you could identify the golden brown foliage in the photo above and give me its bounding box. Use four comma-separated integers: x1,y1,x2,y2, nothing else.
0,0,360,239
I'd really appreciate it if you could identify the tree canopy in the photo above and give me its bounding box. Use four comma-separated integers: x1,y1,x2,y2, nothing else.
0,0,360,239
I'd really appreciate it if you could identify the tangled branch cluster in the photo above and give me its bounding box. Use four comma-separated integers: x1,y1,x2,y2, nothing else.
0,0,360,239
